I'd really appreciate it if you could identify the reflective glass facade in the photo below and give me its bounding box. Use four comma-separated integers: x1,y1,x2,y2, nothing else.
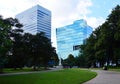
16,5,51,39
56,19,93,59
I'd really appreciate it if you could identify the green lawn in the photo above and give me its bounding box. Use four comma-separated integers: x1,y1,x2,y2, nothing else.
109,67,120,72
3,67,45,73
90,67,120,72
0,68,97,84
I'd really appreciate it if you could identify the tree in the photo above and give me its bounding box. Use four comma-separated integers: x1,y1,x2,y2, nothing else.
22,33,33,67
10,28,24,69
79,5,120,68
62,54,75,68
48,47,59,67
96,5,120,66
52,51,59,66
29,32,55,70
0,16,12,72
0,16,22,72
107,5,120,65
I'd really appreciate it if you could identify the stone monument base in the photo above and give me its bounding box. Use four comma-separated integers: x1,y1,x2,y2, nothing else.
56,65,63,69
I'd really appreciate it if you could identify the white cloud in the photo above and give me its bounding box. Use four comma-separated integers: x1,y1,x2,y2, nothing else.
37,0,104,47
50,0,93,28
0,0,38,18
108,9,112,14
48,0,94,47
0,0,106,47
76,0,92,15
0,0,101,28
84,17,105,29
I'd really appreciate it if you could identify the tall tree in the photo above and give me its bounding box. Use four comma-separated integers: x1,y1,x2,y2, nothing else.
10,29,24,69
29,32,55,70
0,16,11,72
0,16,22,72
62,54,75,68
79,5,120,68
107,5,120,65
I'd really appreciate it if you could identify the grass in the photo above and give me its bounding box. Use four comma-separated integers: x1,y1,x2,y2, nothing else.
3,68,32,73
3,67,46,73
0,68,97,84
108,67,120,72
89,67,120,72
109,68,120,72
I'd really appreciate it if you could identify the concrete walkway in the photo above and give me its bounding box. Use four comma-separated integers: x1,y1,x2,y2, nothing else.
0,68,63,76
83,70,120,84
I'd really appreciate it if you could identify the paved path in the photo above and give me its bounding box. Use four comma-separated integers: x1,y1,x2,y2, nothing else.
83,70,120,84
0,68,63,76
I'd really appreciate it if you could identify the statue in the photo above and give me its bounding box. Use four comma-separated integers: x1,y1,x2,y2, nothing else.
59,57,62,66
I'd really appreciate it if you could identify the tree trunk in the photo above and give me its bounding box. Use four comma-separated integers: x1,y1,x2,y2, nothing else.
0,68,3,73
33,66,36,71
14,66,17,70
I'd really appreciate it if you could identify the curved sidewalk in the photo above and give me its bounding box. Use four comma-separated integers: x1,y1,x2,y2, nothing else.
83,70,120,84
0,68,63,76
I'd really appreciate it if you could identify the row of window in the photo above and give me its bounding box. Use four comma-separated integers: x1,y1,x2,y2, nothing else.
37,10,50,16
37,22,51,28
37,19,51,25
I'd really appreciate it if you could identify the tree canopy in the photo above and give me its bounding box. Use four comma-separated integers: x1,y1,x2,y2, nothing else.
0,15,59,72
78,5,120,68
0,16,23,72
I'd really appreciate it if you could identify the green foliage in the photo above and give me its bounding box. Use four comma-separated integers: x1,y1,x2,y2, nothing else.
0,69,97,84
0,16,23,72
75,55,86,67
29,32,55,70
62,54,76,68
6,32,59,70
79,5,120,67
0,15,59,71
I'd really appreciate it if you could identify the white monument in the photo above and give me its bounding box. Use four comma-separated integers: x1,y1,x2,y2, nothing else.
56,53,63,69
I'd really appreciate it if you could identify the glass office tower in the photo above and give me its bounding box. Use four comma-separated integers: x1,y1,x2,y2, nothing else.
16,5,51,39
56,19,93,59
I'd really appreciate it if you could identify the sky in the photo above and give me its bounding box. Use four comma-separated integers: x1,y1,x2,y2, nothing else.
0,0,120,47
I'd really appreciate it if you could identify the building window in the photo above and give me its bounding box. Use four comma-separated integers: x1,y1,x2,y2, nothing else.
73,45,80,51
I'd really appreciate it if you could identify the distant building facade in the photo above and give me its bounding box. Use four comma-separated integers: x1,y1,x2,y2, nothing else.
16,5,51,39
56,19,93,59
